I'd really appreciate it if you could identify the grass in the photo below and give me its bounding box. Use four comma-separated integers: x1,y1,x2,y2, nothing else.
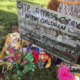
21,0,50,7
0,0,18,51
0,0,49,51
0,0,58,80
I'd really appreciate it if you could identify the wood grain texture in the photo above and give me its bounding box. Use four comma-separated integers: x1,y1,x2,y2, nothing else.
58,0,80,18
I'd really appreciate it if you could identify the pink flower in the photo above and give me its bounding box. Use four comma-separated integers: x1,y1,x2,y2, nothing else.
57,64,75,80
15,54,18,57
8,47,13,52
7,57,13,62
11,51,15,54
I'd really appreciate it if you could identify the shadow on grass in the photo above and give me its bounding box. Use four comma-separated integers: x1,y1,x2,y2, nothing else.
0,10,18,52
7,5,16,9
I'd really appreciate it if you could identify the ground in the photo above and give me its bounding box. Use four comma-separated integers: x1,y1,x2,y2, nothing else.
0,0,58,80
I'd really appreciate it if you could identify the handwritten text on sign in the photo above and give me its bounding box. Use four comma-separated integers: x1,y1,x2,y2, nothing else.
17,0,80,64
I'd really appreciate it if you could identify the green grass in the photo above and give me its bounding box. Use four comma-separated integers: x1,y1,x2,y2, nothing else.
0,0,18,51
0,0,58,80
0,0,49,51
21,0,50,7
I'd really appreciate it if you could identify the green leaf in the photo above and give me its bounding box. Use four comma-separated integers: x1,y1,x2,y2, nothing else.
24,52,28,56
17,70,24,76
25,62,36,71
16,63,23,69
26,53,34,61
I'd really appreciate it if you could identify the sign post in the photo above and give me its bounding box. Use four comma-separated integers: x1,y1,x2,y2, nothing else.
17,0,80,64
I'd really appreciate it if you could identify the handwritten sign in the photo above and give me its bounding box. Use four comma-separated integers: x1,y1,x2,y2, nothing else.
17,0,80,64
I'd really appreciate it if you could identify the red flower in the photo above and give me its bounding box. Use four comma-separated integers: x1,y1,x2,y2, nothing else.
32,51,39,63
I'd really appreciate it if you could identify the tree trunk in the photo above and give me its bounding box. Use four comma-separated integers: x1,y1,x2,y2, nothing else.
58,0,80,18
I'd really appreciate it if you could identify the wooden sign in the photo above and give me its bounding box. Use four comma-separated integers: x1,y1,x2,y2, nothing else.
17,0,80,64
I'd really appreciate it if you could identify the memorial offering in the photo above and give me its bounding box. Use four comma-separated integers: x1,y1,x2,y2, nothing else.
17,0,80,64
